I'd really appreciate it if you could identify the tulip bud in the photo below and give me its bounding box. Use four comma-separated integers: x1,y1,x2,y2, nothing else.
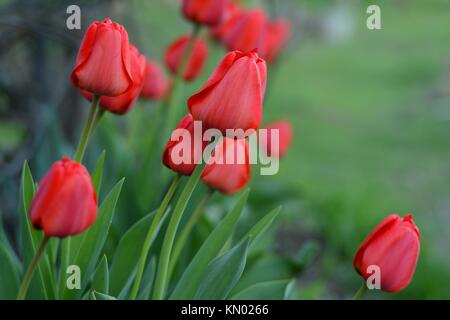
163,114,207,176
164,34,209,82
262,19,291,63
182,0,227,27
353,214,420,292
222,9,267,54
30,157,98,238
141,60,170,100
188,50,266,136
71,18,133,97
262,120,293,158
81,45,146,115
201,137,250,194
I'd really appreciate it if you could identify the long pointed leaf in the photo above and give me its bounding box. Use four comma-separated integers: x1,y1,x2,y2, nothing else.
170,189,249,299
109,208,168,296
18,161,55,299
63,178,124,299
0,242,20,299
92,255,109,294
230,279,294,300
195,238,250,300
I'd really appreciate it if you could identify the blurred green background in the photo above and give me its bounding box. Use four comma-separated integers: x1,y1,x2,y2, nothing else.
1,0,450,299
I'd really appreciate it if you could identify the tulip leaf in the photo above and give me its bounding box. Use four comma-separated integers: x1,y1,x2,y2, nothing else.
230,279,295,300
92,255,109,295
170,189,249,300
137,257,156,300
195,238,250,300
18,161,56,299
243,206,281,247
0,242,20,299
63,178,124,299
91,150,106,195
90,290,117,300
109,208,168,297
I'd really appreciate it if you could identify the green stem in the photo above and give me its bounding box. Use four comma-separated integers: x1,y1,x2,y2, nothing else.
129,173,182,300
168,189,214,279
17,236,50,300
353,283,368,300
74,94,101,163
152,136,218,300
152,163,206,300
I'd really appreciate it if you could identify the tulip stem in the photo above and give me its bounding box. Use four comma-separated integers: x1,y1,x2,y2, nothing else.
17,236,50,300
152,139,218,300
353,283,368,300
74,94,101,163
129,173,182,300
168,189,215,279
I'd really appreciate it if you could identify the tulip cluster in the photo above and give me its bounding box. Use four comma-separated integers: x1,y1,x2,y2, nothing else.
13,0,422,302
208,1,291,63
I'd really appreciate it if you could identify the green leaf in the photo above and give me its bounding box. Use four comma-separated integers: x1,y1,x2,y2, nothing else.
170,189,249,300
109,209,168,297
230,279,294,300
0,219,20,271
244,206,281,246
90,290,117,300
0,242,20,299
92,150,106,194
137,257,156,300
195,238,250,300
92,255,109,294
18,161,55,299
63,178,125,299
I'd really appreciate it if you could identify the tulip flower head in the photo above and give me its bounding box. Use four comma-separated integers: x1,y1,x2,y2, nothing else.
353,214,420,293
163,114,207,176
30,157,98,238
81,45,147,115
165,34,209,81
188,50,266,137
141,59,170,100
201,137,250,194
210,2,241,41
262,19,291,63
222,8,267,54
262,120,293,158
182,0,228,27
71,18,133,97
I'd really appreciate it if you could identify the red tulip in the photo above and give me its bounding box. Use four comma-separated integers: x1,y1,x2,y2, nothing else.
71,18,133,97
262,19,291,63
30,157,98,238
201,137,250,194
81,45,146,115
262,120,293,158
182,0,228,27
354,214,420,292
164,34,209,81
210,2,241,40
163,114,207,176
188,50,266,136
222,9,267,54
141,60,170,100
